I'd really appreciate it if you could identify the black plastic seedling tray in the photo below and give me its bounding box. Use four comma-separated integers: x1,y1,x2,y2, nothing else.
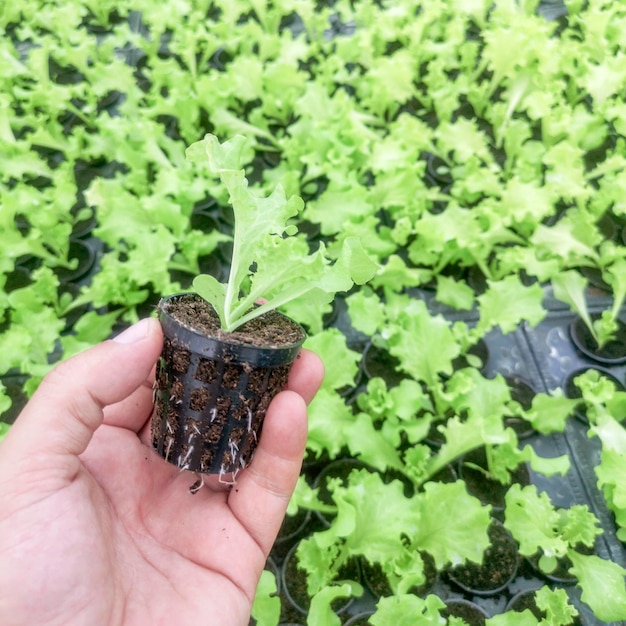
266,288,626,626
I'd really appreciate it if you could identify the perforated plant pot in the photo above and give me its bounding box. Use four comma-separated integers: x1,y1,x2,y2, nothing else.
447,520,519,596
151,293,305,477
570,315,626,365
563,366,626,424
441,599,489,625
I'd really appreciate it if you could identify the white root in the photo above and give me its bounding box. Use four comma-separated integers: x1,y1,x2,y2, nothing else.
229,440,239,459
164,436,173,461
218,466,241,486
179,445,194,468
189,473,205,495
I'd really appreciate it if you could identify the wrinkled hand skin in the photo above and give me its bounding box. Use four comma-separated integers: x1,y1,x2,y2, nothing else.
0,318,323,626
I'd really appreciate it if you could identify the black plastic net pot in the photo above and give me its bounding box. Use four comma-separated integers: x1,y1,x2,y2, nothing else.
569,315,626,365
151,293,306,478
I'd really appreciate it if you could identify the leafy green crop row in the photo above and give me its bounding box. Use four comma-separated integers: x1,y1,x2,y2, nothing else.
3,0,626,623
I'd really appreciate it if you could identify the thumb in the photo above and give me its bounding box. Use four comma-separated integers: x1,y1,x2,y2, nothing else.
2,318,162,465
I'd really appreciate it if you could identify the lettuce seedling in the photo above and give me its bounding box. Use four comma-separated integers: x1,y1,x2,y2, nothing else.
186,134,378,332
504,483,626,622
552,264,626,349
572,369,626,543
485,588,579,626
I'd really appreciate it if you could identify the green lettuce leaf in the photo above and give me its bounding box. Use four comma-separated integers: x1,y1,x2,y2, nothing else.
188,134,377,330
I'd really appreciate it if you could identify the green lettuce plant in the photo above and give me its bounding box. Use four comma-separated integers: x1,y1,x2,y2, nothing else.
486,588,579,626
504,483,626,623
186,134,378,332
296,468,492,597
552,263,626,349
571,369,626,542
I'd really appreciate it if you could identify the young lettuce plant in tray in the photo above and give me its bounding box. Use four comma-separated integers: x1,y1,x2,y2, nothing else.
151,134,377,487
552,264,626,364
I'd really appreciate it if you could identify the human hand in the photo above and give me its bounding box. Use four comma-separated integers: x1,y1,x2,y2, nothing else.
0,318,323,626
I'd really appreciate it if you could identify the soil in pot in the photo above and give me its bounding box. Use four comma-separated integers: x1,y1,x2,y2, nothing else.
504,376,536,439
53,239,97,284
190,207,219,233
281,542,360,616
429,185,452,215
562,366,625,425
59,283,90,332
506,587,582,625
417,463,458,487
361,342,404,388
424,410,459,449
467,265,488,295
422,151,453,187
441,599,489,625
313,458,370,527
447,520,519,596
579,266,611,294
460,447,530,513
570,315,626,364
151,293,305,479
270,507,313,560
4,266,31,292
70,205,98,238
506,587,544,619
527,542,595,586
361,551,437,599
450,338,490,372
276,508,311,545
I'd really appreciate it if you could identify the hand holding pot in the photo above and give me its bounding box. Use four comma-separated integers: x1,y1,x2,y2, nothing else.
0,317,323,626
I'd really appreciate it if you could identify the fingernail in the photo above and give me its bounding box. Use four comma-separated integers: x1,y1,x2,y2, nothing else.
113,318,152,344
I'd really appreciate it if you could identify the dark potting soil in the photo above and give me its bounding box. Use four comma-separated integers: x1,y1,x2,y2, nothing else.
441,600,487,625
314,458,369,506
506,376,535,410
451,338,489,371
563,367,625,424
507,589,544,619
276,507,311,546
461,448,530,510
571,315,626,361
448,522,518,594
504,376,537,438
564,367,624,401
507,589,582,625
528,550,578,584
282,547,360,614
361,551,437,599
164,293,305,348
362,343,403,387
